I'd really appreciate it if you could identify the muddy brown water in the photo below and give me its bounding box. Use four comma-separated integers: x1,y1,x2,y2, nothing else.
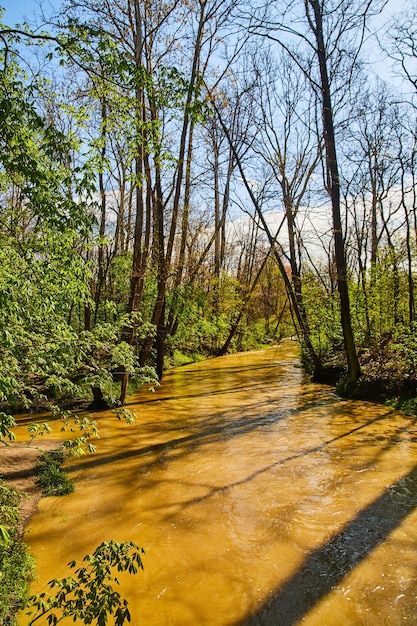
16,341,417,625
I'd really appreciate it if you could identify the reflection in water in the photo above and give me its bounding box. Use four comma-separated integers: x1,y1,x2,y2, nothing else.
17,341,417,625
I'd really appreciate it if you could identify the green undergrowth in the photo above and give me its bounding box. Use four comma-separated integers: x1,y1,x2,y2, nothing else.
35,449,74,496
385,396,417,416
0,480,35,625
170,350,206,367
305,337,417,413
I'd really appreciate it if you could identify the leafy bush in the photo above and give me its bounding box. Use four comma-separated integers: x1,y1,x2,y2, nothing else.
34,450,74,496
386,396,417,415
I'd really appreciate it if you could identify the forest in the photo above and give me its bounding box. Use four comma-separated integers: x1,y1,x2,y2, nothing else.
1,0,417,418
2,0,417,621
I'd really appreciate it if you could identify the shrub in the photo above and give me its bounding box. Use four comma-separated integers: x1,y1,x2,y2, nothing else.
35,450,74,496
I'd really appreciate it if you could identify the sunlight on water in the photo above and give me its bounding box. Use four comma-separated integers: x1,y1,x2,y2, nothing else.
16,341,417,625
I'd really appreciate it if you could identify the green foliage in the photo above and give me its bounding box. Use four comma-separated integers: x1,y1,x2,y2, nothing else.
34,450,74,496
106,253,133,307
0,28,160,413
172,350,197,366
167,278,244,356
0,253,156,407
239,318,279,351
0,50,93,411
0,49,94,232
27,423,52,444
72,320,157,406
390,324,417,375
0,412,16,442
386,396,417,416
112,407,136,424
295,270,343,368
0,480,35,625
357,325,417,395
53,408,99,457
26,540,145,626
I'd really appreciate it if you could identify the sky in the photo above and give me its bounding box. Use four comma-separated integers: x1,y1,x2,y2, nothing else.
0,0,407,89
1,0,407,25
0,0,62,26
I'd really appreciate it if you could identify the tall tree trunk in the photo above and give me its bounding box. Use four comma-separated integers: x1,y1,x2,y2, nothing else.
283,192,307,327
306,0,361,381
141,1,207,374
165,118,196,336
94,97,108,323
126,0,146,332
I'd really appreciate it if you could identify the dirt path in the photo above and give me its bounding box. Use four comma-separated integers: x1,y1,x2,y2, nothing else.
0,440,63,530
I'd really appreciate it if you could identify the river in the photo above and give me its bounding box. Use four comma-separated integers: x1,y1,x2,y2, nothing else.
17,341,417,625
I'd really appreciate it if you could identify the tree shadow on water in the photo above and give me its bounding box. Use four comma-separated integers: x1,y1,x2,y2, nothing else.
235,463,417,626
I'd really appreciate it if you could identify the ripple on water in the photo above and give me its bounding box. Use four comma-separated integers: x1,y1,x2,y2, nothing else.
18,344,417,626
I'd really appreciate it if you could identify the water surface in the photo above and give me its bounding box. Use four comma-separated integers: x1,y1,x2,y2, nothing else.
18,342,417,624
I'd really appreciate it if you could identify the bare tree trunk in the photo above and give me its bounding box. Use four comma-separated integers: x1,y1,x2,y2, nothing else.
140,0,209,375
165,118,196,335
94,97,108,323
306,0,361,381
126,0,147,330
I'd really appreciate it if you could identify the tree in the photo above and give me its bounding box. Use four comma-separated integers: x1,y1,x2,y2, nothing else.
0,16,159,414
302,0,362,381
396,112,417,326
388,2,417,100
208,86,323,370
249,48,322,329
342,83,403,339
245,0,391,380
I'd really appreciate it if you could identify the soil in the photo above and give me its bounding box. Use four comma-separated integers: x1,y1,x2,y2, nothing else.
0,440,63,531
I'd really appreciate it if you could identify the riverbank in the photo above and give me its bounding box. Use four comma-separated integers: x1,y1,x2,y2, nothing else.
0,440,62,530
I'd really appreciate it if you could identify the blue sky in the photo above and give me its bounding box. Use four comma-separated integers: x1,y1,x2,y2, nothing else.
0,0,404,28
0,0,61,26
